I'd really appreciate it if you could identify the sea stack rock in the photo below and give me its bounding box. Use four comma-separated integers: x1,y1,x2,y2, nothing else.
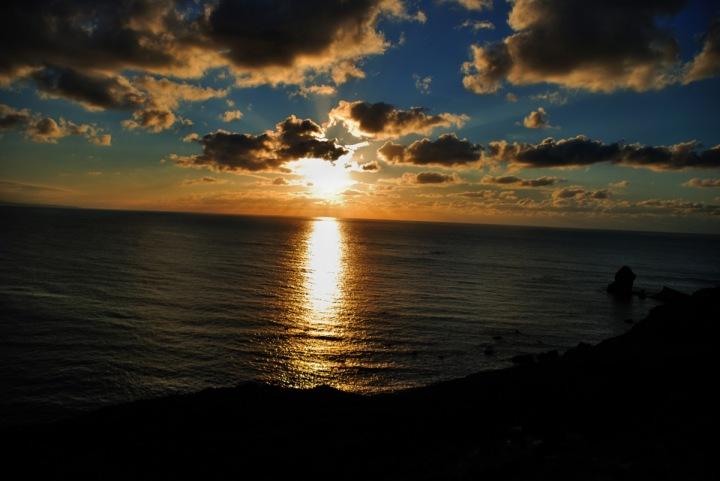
607,265,636,298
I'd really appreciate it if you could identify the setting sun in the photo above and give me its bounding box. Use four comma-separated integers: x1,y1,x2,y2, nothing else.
291,158,354,200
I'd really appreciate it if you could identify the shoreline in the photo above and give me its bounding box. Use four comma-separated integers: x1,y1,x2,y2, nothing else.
3,286,718,480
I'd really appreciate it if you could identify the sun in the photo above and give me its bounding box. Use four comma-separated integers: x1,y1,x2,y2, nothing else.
291,158,354,200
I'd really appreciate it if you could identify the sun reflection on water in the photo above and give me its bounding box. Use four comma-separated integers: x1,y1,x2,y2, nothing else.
275,216,357,390
305,217,344,322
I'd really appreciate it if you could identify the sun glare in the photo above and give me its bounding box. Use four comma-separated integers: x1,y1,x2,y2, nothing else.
291,158,354,200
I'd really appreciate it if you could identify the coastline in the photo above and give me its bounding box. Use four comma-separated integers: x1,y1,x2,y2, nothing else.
3,287,718,480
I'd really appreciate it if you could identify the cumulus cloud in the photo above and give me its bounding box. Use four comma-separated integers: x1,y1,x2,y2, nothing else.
329,100,468,140
462,0,688,94
0,103,111,145
378,133,483,166
170,115,348,173
684,19,720,83
683,178,720,188
522,107,550,129
487,136,720,171
1,0,422,102
30,67,227,132
221,110,244,122
482,175,564,187
200,0,423,88
360,161,380,171
122,109,175,133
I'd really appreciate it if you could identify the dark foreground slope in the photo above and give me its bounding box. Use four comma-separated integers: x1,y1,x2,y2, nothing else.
4,288,719,480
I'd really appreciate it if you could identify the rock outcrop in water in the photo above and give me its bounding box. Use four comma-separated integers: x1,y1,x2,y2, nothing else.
3,287,718,480
606,265,637,298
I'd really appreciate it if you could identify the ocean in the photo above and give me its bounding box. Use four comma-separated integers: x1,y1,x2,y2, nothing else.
1,205,718,425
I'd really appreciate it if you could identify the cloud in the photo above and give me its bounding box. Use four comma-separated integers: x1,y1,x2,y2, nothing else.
171,115,348,173
1,1,422,99
272,177,289,185
462,0,687,94
551,187,611,206
329,100,468,140
487,136,720,171
444,0,493,11
522,107,550,129
482,175,564,187
413,75,432,95
684,19,720,83
222,110,244,122
0,103,111,145
683,178,720,188
360,161,380,171
609,180,630,189
31,67,144,111
636,198,720,216
378,133,483,166
532,91,569,105
201,0,423,89
182,176,227,186
0,180,71,193
459,20,495,31
30,67,227,132
414,172,457,184
296,85,337,97
122,109,175,133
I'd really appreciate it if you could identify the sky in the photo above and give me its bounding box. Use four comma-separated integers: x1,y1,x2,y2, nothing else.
1,0,720,233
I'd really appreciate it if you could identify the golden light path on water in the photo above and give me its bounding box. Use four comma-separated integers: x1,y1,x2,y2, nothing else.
277,216,362,391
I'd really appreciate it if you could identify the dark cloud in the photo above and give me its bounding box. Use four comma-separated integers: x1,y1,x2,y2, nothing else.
360,161,380,171
482,175,564,187
29,67,226,131
415,172,456,184
684,19,720,83
0,103,110,145
329,100,467,140
487,136,720,171
31,67,144,110
171,115,348,173
1,1,420,96
378,134,483,166
194,0,422,87
0,0,184,83
462,0,687,94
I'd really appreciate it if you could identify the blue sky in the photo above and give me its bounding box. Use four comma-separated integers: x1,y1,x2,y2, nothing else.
1,0,719,232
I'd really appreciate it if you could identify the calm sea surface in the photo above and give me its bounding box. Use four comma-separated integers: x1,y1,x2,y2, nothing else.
1,205,719,425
